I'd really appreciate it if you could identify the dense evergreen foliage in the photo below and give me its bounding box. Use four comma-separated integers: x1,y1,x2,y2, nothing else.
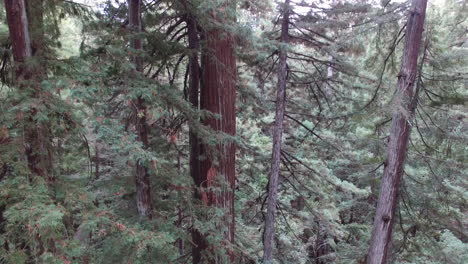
0,0,466,263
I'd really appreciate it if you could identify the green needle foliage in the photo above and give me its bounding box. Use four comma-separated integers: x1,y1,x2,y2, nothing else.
0,0,466,263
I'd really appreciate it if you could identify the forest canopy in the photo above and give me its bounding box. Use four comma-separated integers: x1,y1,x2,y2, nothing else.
0,0,466,263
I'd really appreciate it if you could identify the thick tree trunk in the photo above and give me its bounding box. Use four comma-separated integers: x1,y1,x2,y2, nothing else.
199,5,237,263
128,0,153,219
367,0,427,263
5,0,52,181
4,0,31,70
186,13,206,264
263,0,290,262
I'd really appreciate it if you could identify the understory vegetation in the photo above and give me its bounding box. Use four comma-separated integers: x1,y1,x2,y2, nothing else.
0,0,466,263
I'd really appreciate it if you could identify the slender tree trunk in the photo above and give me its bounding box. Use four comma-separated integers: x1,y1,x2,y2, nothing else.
367,0,427,263
199,4,237,263
263,0,290,262
95,145,100,179
186,13,206,264
4,0,52,181
187,15,201,197
25,0,45,59
128,0,153,219
27,0,53,183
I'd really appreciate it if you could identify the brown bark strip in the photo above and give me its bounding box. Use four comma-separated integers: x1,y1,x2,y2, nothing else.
25,0,46,59
128,0,153,219
199,4,237,263
367,0,428,263
187,13,201,197
263,0,290,262
4,0,52,181
186,11,207,264
4,0,31,66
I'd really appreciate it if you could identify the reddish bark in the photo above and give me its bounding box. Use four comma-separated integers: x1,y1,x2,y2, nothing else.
5,0,52,181
4,0,32,78
367,0,428,263
128,0,153,218
199,7,237,263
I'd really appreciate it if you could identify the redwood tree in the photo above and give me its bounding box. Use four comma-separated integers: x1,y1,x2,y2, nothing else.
367,0,428,263
4,0,52,181
263,0,290,262
186,11,205,264
128,0,153,218
4,0,31,80
198,3,237,262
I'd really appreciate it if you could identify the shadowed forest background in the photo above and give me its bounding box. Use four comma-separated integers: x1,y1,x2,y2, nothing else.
0,0,466,263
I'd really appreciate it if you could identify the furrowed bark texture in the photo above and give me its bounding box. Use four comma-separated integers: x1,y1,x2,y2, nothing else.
200,7,237,263
367,0,427,263
4,0,31,67
186,13,206,264
5,0,52,181
263,0,290,262
128,0,153,219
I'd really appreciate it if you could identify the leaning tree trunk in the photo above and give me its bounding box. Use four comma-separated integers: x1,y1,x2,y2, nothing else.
128,0,153,219
367,0,428,263
199,5,237,263
4,0,52,181
263,0,290,262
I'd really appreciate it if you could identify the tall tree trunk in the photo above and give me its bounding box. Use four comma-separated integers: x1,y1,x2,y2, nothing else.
4,0,52,181
128,0,153,219
263,0,290,262
367,0,427,263
186,12,206,264
25,0,45,59
4,0,31,71
199,4,237,263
